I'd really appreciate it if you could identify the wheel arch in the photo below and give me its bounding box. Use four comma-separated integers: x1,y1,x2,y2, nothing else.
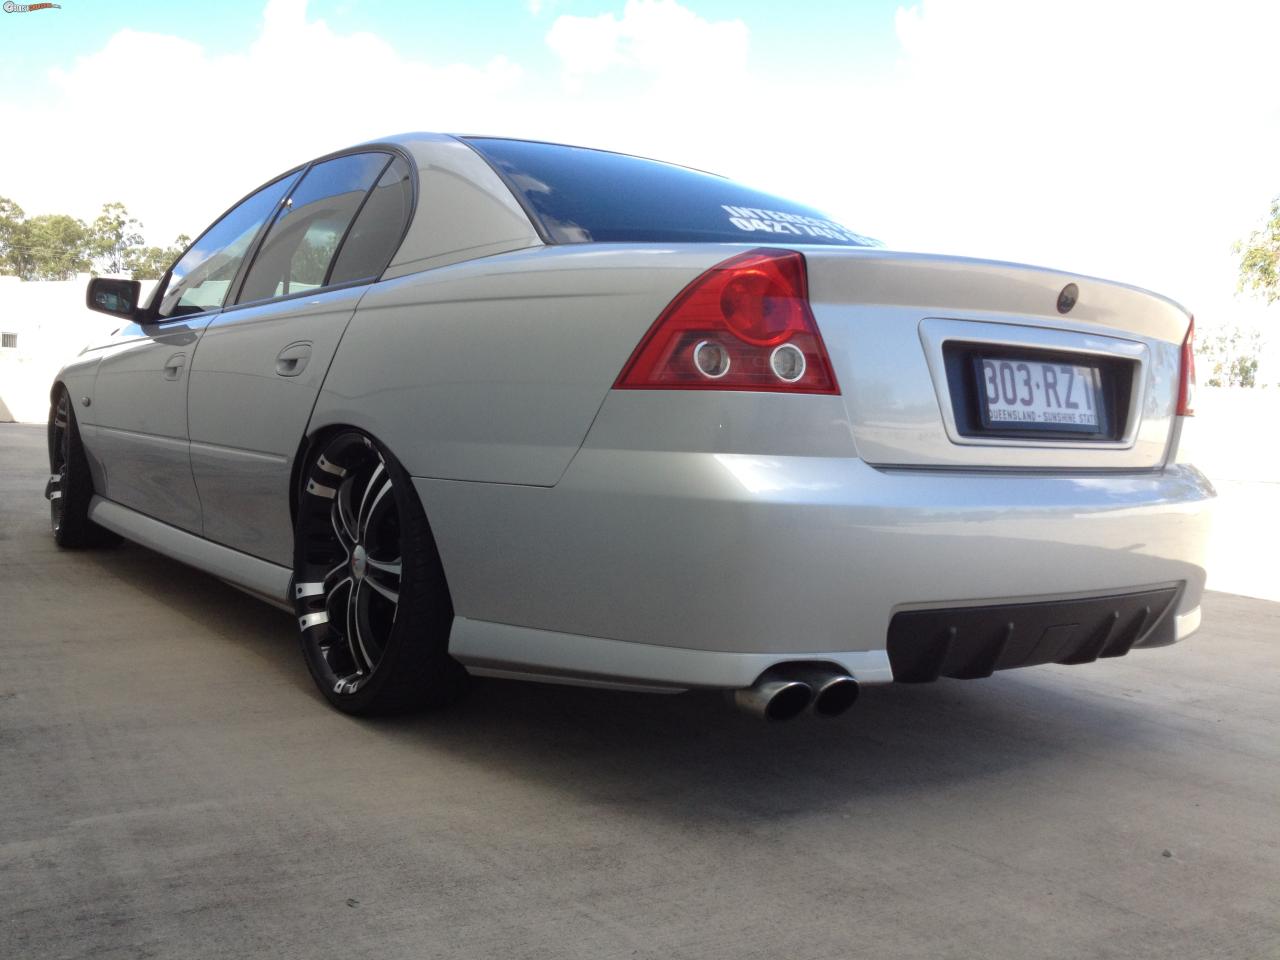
291,413,400,527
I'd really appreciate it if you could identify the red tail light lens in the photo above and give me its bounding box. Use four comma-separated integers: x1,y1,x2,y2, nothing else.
614,248,839,394
1176,315,1196,417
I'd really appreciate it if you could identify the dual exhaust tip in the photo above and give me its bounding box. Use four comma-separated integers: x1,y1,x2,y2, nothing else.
733,664,860,722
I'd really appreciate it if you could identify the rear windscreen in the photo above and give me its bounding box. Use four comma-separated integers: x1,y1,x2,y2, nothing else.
464,137,879,247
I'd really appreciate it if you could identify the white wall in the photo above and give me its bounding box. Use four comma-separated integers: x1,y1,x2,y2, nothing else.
1178,387,1280,602
0,275,148,423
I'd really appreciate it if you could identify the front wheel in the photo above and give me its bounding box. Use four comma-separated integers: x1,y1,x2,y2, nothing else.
46,388,121,549
293,430,466,715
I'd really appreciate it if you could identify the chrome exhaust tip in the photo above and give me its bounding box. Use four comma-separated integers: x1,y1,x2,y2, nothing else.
732,678,813,722
810,673,859,718
772,664,860,719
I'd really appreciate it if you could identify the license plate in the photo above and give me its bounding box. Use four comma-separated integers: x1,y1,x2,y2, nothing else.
976,355,1104,433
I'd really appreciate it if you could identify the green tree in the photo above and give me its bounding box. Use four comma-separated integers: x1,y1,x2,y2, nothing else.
0,195,24,271
1,202,92,280
1200,325,1262,388
89,201,145,275
1236,196,1280,305
24,214,93,280
124,233,191,280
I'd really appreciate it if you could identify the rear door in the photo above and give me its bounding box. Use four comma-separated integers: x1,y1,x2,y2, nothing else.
88,173,299,531
187,152,413,564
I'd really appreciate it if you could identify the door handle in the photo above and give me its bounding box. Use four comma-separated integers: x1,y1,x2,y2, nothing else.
275,341,313,378
162,353,186,380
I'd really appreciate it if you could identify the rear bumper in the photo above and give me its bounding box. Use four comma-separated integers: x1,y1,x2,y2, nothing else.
416,454,1214,689
445,601,1202,692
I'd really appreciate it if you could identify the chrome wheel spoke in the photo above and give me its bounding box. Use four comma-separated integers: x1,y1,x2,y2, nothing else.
330,503,351,551
357,477,391,542
356,462,385,528
365,555,401,576
325,575,353,615
364,574,399,604
332,484,358,550
364,554,401,604
322,560,349,593
346,578,376,673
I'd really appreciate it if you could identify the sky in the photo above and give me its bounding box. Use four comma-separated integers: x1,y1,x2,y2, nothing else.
1,0,1277,335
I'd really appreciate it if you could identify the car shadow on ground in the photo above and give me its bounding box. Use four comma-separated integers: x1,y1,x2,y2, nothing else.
83,538,1156,820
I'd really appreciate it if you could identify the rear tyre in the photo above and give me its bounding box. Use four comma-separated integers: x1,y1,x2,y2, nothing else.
46,388,122,549
293,430,467,716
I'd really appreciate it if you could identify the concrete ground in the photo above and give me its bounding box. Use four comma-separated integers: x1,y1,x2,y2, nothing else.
1,422,1277,960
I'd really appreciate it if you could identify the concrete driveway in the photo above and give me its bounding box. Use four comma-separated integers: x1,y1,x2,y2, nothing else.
1,423,1277,960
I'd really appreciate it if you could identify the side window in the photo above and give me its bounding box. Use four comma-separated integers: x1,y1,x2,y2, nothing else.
328,157,413,286
236,152,389,305
156,174,299,319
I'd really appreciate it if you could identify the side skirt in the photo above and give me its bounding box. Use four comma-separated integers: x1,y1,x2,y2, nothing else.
87,496,293,606
448,617,896,692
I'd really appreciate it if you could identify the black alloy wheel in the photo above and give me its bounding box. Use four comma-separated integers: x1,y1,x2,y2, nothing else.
293,430,464,715
46,388,121,548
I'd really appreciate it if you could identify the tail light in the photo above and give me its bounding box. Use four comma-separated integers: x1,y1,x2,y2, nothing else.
1176,315,1195,416
614,248,839,394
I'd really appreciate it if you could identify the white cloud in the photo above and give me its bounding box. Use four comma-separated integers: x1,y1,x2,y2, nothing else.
884,1,1280,316
3,0,752,243
546,0,747,91
1,0,522,243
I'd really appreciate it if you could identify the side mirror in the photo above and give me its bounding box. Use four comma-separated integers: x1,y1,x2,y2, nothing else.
86,277,141,318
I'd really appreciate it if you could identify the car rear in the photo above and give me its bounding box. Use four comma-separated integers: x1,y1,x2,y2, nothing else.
425,137,1212,697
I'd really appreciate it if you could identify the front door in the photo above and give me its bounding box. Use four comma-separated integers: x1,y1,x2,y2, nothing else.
85,171,302,532
88,317,211,531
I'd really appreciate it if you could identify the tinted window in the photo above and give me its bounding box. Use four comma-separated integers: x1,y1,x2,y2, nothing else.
157,173,299,319
236,152,390,304
465,138,878,247
329,157,413,285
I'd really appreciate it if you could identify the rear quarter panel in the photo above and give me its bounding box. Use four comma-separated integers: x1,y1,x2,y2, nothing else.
309,245,729,485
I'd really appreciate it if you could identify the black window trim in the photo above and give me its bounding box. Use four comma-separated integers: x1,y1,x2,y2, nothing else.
322,153,397,288
148,142,418,324
230,149,394,309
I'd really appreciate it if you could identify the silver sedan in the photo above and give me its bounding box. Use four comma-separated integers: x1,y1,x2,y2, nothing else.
48,134,1212,721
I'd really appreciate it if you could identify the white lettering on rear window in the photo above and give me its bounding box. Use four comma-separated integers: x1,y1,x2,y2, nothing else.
721,204,877,245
